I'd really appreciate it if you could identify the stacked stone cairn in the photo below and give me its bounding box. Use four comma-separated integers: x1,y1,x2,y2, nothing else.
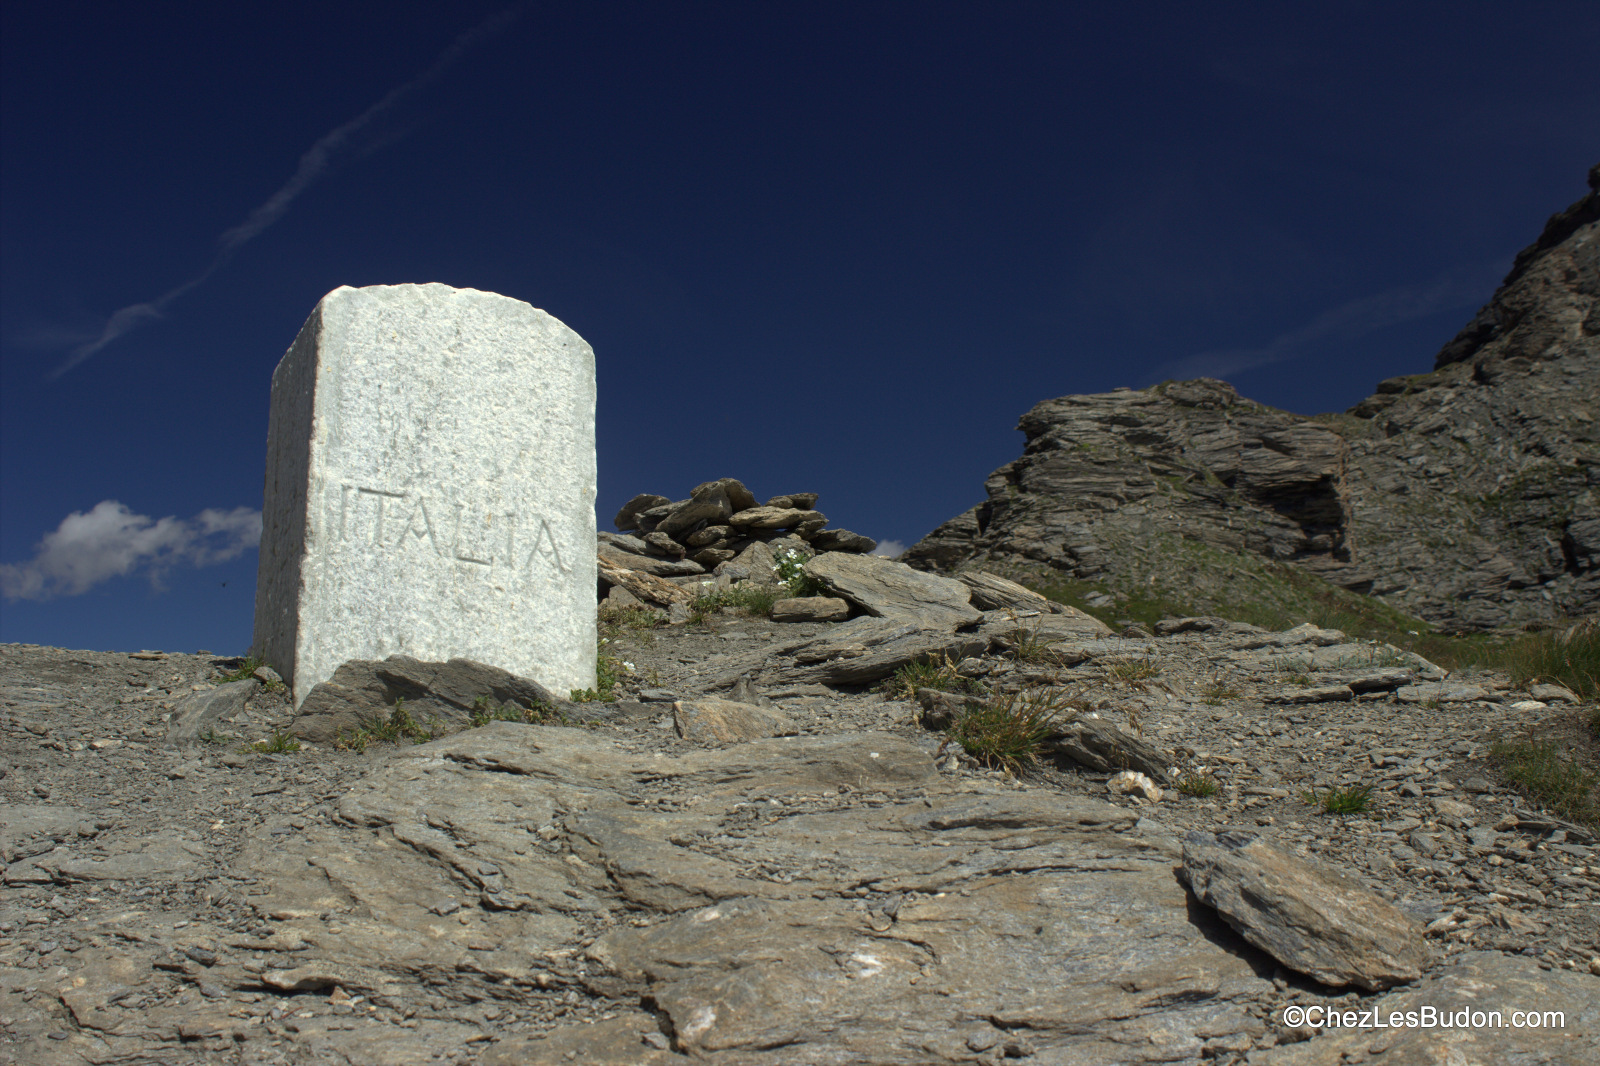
597,477,877,616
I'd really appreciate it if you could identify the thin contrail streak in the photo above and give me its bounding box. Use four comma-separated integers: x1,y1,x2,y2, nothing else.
50,5,522,379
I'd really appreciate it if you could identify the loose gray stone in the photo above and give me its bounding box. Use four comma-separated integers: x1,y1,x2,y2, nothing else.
1181,831,1432,990
807,528,878,553
166,682,257,747
613,494,670,531
252,283,597,705
290,655,578,744
770,596,851,623
1397,681,1490,703
1255,951,1599,1065
804,552,981,625
1048,718,1173,784
673,698,796,745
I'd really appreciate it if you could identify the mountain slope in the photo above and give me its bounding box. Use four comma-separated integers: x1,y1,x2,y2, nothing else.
906,165,1599,632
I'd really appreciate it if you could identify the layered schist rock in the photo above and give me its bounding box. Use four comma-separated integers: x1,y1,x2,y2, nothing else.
908,165,1599,630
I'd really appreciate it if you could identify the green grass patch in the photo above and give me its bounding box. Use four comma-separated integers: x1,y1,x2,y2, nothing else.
1176,770,1220,797
248,731,301,754
1493,627,1599,700
336,698,446,752
879,654,983,701
945,688,1077,774
218,655,264,683
1301,784,1373,816
598,603,665,639
571,649,625,703
469,694,565,728
1200,683,1241,706
688,584,785,624
1489,738,1599,828
1104,658,1161,682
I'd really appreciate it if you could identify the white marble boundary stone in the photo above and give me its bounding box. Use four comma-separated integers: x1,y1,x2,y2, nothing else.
252,283,596,705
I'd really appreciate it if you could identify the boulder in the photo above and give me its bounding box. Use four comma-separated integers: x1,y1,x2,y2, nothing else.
1181,831,1432,990
289,655,582,744
166,681,258,747
673,698,795,745
1047,718,1172,784
958,571,1061,613
614,494,670,531
597,555,697,607
729,506,822,530
804,552,981,625
770,596,851,623
808,528,878,553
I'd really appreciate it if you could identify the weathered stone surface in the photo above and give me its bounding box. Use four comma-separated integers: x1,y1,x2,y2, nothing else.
768,617,987,687
1264,684,1355,704
1257,951,1600,1065
166,681,257,746
973,607,1115,645
1396,681,1490,703
769,596,851,622
597,555,696,607
613,494,670,531
728,506,821,530
1182,831,1432,990
598,543,704,577
959,570,1063,613
764,493,819,509
694,478,758,512
807,528,877,553
1048,717,1173,783
253,283,597,705
289,654,579,743
673,698,795,744
657,483,735,539
804,552,981,625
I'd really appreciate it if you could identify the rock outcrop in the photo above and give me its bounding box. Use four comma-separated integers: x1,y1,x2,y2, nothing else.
906,165,1599,631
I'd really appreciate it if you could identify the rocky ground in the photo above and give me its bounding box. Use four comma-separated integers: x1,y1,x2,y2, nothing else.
4,581,1598,1064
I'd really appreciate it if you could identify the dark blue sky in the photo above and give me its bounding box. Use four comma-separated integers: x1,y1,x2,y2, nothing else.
3,2,1597,653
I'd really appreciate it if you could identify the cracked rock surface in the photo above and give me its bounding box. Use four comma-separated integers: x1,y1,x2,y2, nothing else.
3,608,1598,1065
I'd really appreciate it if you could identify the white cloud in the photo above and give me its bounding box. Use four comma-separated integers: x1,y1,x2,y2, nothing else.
0,501,262,601
869,539,907,558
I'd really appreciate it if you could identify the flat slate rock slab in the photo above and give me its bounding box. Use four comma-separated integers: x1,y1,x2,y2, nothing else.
1256,951,1600,1066
804,551,982,625
240,723,1276,1064
1182,831,1432,990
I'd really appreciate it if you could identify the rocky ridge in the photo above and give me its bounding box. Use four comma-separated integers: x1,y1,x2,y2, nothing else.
906,164,1600,632
4,552,1598,1064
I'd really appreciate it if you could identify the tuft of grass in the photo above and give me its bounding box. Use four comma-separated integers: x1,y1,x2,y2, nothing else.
219,655,264,683
469,694,564,728
1200,683,1241,706
598,603,665,639
336,697,445,752
572,647,624,703
249,731,301,754
945,688,1078,774
688,585,783,624
879,654,982,701
1176,770,1220,797
1301,783,1373,816
1489,738,1599,827
1104,658,1161,682
1497,627,1599,700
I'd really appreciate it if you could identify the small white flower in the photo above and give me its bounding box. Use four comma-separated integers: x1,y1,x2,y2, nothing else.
622,661,636,672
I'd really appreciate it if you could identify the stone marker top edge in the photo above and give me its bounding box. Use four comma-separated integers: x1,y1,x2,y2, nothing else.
276,282,595,375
